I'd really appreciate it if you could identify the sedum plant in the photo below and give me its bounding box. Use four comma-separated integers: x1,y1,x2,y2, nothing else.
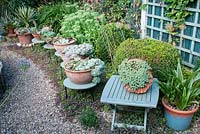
159,60,200,111
118,59,152,90
65,58,105,84
63,43,93,58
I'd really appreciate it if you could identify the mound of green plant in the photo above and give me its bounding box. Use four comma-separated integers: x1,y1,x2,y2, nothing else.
114,39,180,81
60,5,105,43
95,23,135,63
37,2,78,33
79,106,99,128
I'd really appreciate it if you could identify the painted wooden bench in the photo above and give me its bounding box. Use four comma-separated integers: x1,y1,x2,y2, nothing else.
100,75,159,132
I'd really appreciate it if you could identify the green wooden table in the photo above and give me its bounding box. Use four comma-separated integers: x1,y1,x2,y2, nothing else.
100,75,159,132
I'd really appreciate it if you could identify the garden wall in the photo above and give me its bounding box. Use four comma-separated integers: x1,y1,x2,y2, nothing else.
141,0,200,67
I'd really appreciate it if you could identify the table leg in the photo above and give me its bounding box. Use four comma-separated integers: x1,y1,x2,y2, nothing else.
144,108,149,133
65,87,68,99
111,104,117,131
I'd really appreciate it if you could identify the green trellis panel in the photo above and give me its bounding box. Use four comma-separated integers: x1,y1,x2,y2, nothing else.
143,0,200,67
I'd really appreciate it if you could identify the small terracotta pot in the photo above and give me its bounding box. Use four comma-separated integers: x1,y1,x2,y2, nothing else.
53,38,76,52
32,33,41,40
65,69,93,84
162,97,199,131
17,33,33,44
7,27,15,34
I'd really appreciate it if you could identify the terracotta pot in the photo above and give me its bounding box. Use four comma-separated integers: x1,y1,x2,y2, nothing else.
53,38,76,52
65,69,93,84
162,97,199,131
32,33,41,40
7,27,15,34
17,33,33,44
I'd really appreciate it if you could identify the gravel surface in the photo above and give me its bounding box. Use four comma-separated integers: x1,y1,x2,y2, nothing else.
0,46,108,134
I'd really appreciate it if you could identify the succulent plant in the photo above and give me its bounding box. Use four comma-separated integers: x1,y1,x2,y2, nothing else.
40,27,56,42
15,27,32,35
53,37,70,45
65,58,105,84
63,43,94,59
118,59,152,90
30,27,40,34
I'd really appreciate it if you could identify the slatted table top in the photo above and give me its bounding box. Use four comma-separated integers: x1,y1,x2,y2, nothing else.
101,75,159,108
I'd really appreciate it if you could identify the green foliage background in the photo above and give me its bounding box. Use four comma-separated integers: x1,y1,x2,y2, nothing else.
114,39,180,81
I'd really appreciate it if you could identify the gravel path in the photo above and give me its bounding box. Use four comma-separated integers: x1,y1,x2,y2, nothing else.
0,46,94,134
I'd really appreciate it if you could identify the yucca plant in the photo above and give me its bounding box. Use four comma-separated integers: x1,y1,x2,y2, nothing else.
15,6,36,28
159,59,200,110
1,10,17,28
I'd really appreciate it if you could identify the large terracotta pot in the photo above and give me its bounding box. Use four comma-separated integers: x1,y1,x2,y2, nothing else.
53,38,76,52
162,97,199,131
65,69,93,84
17,33,33,44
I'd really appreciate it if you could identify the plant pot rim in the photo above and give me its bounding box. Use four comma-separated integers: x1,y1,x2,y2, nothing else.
162,97,199,115
65,68,92,73
52,37,76,46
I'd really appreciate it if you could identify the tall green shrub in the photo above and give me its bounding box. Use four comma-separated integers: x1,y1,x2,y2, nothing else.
114,39,180,81
95,23,135,63
60,6,105,43
37,2,78,33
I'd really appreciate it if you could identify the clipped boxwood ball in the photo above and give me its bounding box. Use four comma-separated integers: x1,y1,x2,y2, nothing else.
114,38,180,81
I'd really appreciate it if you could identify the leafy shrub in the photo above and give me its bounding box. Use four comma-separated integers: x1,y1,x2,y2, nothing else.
193,58,200,71
79,106,99,128
114,39,180,81
60,5,105,43
95,23,135,63
37,2,78,33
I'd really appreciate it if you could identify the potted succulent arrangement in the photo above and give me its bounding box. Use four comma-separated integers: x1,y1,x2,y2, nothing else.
40,27,56,44
15,27,33,44
118,59,153,94
1,10,16,35
159,60,200,131
15,6,36,44
61,43,93,62
64,58,105,84
52,37,76,52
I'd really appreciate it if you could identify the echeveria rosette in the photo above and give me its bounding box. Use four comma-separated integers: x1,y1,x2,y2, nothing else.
118,59,152,90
